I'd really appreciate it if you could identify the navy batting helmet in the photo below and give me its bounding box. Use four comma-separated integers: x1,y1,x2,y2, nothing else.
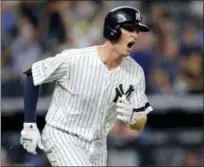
103,6,149,41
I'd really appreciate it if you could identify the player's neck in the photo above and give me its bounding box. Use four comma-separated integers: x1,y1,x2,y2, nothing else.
97,41,123,71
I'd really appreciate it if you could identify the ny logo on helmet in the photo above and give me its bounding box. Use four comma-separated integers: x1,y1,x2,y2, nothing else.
135,13,141,21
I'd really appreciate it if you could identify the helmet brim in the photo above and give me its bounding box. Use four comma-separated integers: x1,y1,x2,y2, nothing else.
137,23,150,32
120,22,150,32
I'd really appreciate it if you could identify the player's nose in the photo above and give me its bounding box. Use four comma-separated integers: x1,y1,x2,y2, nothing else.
131,31,139,39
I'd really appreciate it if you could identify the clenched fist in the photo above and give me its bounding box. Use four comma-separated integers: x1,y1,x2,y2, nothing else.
20,123,44,155
116,95,147,131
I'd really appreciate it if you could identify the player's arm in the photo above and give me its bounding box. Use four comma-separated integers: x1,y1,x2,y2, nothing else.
116,68,153,132
23,68,39,123
20,69,44,155
20,50,71,154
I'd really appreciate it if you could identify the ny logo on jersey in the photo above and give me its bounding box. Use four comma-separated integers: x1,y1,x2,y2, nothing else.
113,84,134,102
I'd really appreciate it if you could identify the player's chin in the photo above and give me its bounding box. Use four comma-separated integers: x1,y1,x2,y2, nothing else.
125,46,134,54
119,48,131,57
120,49,129,56
124,50,131,56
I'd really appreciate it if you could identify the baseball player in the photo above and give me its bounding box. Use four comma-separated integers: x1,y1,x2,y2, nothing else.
20,6,153,166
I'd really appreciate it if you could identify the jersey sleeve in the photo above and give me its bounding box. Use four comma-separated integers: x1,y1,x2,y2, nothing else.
129,68,153,114
31,50,71,86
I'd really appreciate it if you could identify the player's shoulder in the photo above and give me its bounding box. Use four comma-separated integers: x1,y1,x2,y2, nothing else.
125,56,144,73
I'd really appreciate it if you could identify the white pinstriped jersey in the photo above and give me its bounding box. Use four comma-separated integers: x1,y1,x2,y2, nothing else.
32,46,153,142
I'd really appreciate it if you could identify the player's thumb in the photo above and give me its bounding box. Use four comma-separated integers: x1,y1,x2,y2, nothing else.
38,139,44,150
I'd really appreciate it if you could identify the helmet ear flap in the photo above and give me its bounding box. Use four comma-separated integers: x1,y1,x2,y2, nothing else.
107,26,121,41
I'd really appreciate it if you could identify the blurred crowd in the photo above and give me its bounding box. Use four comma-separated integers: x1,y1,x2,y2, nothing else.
1,1,203,97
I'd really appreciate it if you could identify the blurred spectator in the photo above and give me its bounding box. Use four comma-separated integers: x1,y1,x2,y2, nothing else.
151,68,173,94
37,1,71,51
148,5,167,56
130,32,155,93
1,16,42,97
177,50,203,94
70,1,102,47
179,25,201,57
19,1,43,29
11,17,42,76
158,40,179,85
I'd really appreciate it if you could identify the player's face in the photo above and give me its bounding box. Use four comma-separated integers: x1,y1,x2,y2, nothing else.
114,27,139,56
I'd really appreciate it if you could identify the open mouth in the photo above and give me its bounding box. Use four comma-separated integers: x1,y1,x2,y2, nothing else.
127,41,135,49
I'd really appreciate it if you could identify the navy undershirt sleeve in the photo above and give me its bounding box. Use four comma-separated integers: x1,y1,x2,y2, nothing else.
24,75,39,122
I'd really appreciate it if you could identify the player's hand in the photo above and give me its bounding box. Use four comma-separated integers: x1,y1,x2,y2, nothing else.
116,95,147,131
20,123,44,155
116,95,134,123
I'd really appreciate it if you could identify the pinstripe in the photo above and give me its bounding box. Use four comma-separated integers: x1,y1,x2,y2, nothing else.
60,92,73,131
60,132,90,166
55,129,82,166
85,55,103,137
67,134,93,166
47,125,62,166
97,79,110,137
49,85,61,121
44,70,67,82
102,60,125,135
91,61,104,138
49,126,62,166
135,65,140,108
100,65,120,135
52,128,71,165
138,67,143,105
104,89,118,132
56,91,68,130
63,56,78,131
74,56,90,137
72,55,87,136
80,55,95,138
50,86,64,125
53,87,65,125
52,128,78,166
99,141,102,166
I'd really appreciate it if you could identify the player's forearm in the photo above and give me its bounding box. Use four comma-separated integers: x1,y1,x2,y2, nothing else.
24,74,39,122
